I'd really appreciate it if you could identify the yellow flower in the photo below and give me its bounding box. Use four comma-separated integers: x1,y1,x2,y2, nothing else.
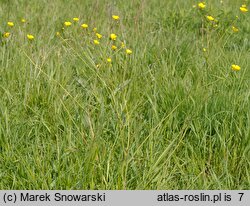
107,58,112,63
93,40,100,45
73,17,79,22
56,32,60,36
203,48,207,52
27,34,35,40
81,24,88,29
111,45,117,50
198,2,206,9
206,15,215,21
231,64,240,71
232,26,239,32
21,18,26,23
96,33,102,39
112,15,120,20
242,4,247,8
110,33,117,40
240,6,248,12
121,42,125,48
93,27,97,32
3,32,10,38
7,22,14,27
64,21,72,26
126,49,132,54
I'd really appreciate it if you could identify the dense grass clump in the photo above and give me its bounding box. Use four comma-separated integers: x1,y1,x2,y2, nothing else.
0,0,249,189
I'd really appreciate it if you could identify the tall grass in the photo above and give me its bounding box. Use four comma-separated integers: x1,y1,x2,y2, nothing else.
0,0,249,189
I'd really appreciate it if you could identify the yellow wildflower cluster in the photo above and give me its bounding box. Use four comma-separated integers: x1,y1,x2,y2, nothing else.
1,14,133,74
57,14,132,67
2,14,132,65
230,4,248,71
195,2,246,72
2,20,35,41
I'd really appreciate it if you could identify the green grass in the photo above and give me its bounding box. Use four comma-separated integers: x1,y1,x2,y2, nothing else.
0,0,249,189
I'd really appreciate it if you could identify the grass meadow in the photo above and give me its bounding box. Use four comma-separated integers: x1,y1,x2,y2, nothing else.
0,0,249,189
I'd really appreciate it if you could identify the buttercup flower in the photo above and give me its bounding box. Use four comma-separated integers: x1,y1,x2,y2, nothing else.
126,49,132,54
111,45,117,50
73,17,79,22
96,33,102,39
56,32,60,36
27,34,35,40
3,32,10,38
112,15,120,20
93,28,97,32
21,18,26,23
240,5,248,12
231,64,240,71
206,15,215,21
107,58,112,63
110,33,117,40
64,21,72,26
232,26,239,32
7,22,14,27
93,40,100,45
198,2,206,9
81,24,88,29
